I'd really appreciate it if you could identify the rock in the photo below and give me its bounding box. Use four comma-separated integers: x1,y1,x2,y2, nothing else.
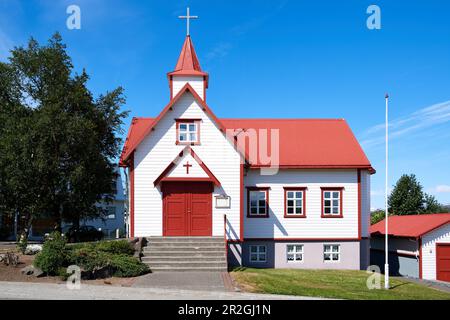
81,266,113,280
24,244,43,255
20,265,44,277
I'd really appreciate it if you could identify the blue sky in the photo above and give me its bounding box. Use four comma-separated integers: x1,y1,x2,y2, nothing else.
1,0,450,209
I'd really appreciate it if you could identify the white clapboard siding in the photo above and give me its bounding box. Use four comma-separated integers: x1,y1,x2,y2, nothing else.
134,91,241,239
172,76,204,100
360,170,371,238
244,169,359,239
421,223,450,280
167,153,209,178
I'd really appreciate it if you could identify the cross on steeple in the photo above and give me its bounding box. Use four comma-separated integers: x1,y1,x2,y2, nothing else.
178,7,198,36
183,161,193,174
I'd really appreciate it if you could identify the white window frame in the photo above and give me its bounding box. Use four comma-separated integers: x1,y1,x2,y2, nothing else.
249,245,267,263
248,190,268,217
286,244,304,263
323,244,340,262
285,190,305,216
178,122,199,144
323,190,342,216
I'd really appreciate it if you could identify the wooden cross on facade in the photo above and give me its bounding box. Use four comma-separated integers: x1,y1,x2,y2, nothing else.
178,7,198,36
183,161,193,174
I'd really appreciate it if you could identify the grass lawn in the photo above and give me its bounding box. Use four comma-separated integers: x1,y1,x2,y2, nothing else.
230,268,450,300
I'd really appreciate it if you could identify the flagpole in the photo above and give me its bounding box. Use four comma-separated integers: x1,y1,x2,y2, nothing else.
385,93,390,290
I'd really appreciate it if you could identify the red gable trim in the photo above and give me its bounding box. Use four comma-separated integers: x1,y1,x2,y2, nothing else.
121,83,246,165
153,146,221,187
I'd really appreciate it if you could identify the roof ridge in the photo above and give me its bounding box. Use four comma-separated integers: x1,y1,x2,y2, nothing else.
220,118,346,121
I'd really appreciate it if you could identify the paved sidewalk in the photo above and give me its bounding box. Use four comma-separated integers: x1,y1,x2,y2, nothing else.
132,272,230,292
0,281,325,300
401,277,450,293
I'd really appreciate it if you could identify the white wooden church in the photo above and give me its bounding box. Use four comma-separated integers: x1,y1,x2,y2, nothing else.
120,16,374,271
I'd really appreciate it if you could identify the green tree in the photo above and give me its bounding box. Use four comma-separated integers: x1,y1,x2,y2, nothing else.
388,174,425,215
0,33,128,242
371,209,385,225
388,174,446,216
423,193,447,213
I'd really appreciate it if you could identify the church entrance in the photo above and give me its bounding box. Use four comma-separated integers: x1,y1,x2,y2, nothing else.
162,181,213,236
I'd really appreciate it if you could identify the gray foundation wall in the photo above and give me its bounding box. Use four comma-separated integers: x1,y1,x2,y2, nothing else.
228,240,362,270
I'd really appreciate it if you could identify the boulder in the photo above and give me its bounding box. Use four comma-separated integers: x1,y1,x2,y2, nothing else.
20,265,44,277
24,244,43,255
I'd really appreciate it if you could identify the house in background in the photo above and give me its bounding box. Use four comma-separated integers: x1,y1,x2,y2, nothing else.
28,169,126,241
78,171,126,239
371,214,450,282
119,33,374,271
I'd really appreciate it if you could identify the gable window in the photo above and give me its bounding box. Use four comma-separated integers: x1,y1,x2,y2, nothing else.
321,187,343,218
324,244,340,262
287,245,304,262
249,245,267,262
176,119,200,145
247,187,269,218
284,187,306,218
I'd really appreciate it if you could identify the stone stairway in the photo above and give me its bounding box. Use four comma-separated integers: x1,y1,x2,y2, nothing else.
142,237,227,272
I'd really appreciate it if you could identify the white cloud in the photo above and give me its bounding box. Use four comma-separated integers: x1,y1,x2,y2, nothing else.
435,185,450,193
360,100,450,149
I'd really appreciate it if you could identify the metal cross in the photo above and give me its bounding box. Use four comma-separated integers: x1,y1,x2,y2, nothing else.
178,7,198,36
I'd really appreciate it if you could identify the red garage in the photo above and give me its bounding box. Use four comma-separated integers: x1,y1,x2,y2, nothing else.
371,214,450,282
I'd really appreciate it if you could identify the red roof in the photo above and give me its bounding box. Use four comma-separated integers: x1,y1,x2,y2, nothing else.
221,119,372,169
120,115,374,172
168,36,208,79
370,214,450,238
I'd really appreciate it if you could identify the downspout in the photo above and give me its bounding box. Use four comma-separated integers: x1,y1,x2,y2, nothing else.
122,166,130,239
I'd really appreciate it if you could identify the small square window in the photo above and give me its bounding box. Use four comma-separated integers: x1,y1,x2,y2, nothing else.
284,188,306,218
249,245,267,262
248,189,269,217
286,245,304,262
324,245,340,262
177,121,200,144
321,188,342,217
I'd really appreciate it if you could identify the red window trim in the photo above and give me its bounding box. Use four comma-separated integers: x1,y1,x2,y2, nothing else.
283,187,307,218
175,119,201,145
321,187,344,218
246,187,270,218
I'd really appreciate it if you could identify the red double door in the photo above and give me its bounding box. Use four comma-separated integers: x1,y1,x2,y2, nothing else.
162,182,213,236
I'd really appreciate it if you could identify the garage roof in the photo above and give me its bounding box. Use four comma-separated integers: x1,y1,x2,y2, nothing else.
370,214,450,238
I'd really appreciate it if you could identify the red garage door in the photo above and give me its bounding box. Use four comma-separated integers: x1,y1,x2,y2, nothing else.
436,244,450,282
162,182,212,236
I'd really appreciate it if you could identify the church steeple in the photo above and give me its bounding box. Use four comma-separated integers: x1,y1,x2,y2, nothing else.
168,8,208,101
170,36,207,77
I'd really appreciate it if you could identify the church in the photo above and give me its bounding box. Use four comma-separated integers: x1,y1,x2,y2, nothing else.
119,16,374,271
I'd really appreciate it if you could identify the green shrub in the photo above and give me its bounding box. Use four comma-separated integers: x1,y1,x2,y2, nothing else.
68,240,134,256
110,254,150,277
95,240,135,255
34,232,69,275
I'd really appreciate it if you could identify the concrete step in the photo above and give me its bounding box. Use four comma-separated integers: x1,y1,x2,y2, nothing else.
144,246,225,252
149,266,228,272
147,237,224,242
146,242,224,248
142,256,226,262
143,251,225,258
146,261,227,268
